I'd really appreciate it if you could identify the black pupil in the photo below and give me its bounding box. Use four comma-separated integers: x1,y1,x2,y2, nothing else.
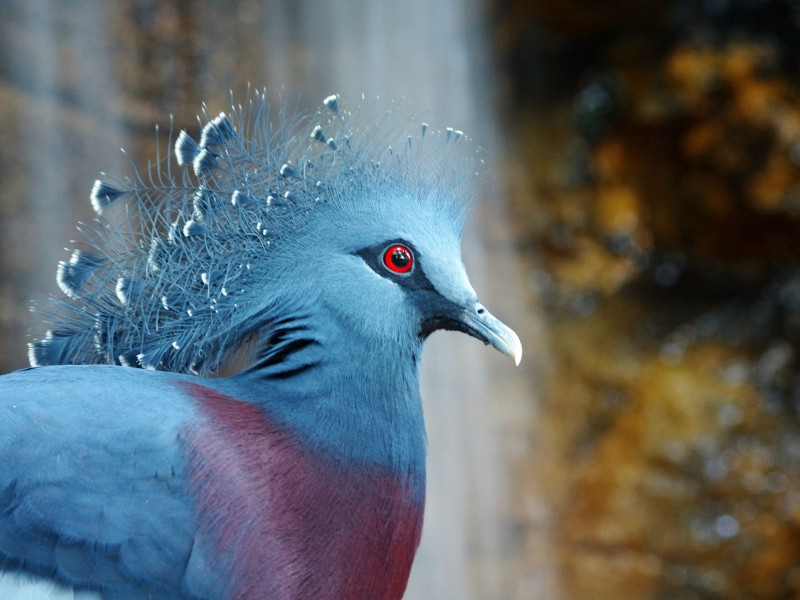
391,248,410,269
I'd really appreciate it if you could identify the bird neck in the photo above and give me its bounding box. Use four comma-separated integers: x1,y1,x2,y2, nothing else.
223,315,427,486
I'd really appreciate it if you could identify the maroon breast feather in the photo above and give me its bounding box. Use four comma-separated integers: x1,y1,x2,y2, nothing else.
181,382,424,600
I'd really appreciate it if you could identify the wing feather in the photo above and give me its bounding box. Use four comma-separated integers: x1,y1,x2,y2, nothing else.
0,366,206,599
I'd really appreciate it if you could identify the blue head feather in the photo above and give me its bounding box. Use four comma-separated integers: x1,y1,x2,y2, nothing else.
29,92,484,376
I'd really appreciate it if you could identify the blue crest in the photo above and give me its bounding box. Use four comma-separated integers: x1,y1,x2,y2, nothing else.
29,92,483,374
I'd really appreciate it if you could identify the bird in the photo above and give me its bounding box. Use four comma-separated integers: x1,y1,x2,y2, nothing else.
0,92,522,600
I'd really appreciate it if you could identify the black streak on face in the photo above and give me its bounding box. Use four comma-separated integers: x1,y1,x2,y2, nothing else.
355,240,435,294
354,240,490,345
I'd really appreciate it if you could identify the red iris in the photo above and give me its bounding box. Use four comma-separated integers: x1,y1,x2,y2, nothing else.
383,245,413,274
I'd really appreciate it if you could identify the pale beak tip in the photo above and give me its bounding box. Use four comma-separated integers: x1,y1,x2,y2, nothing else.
497,324,523,366
510,330,523,366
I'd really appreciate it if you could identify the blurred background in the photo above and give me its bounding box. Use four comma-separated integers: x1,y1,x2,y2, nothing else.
2,0,800,599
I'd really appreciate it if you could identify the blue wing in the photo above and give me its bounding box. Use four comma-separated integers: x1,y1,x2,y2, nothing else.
0,365,209,600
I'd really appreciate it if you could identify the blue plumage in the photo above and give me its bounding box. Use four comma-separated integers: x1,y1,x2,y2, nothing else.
0,367,197,598
1,92,522,599
29,93,481,376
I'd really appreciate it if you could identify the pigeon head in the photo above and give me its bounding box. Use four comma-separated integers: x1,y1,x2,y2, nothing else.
288,190,521,365
29,92,521,373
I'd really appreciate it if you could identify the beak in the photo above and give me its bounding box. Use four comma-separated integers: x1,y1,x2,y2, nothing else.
420,299,523,366
462,303,523,366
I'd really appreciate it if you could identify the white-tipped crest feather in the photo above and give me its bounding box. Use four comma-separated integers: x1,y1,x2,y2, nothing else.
29,92,484,374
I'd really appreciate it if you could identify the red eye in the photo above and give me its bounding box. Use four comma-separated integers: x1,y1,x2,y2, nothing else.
383,245,413,274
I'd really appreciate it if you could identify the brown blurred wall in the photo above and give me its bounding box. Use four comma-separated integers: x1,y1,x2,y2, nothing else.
494,1,800,598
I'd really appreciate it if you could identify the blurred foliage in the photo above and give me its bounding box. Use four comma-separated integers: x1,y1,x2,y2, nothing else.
494,0,800,598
